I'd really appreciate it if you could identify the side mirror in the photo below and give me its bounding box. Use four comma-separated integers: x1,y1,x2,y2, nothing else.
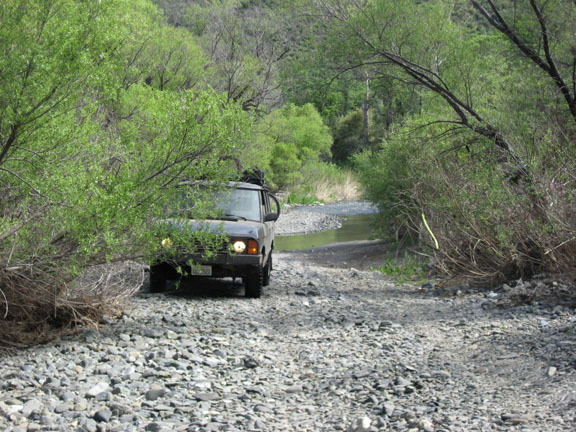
265,213,279,222
269,194,281,217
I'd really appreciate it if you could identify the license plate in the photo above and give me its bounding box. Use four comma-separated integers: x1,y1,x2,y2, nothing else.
189,265,212,276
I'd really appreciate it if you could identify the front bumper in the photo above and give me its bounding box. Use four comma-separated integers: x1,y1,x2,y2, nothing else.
153,252,263,279
186,251,263,266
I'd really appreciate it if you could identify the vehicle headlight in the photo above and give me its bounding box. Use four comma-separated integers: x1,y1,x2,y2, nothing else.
233,240,246,253
161,238,173,249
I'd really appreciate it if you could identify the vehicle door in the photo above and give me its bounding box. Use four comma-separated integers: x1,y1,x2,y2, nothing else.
261,191,280,256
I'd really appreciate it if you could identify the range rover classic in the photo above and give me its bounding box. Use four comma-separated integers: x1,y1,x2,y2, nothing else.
149,179,280,298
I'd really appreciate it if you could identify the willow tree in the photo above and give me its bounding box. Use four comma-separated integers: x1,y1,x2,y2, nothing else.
316,0,576,281
0,0,250,346
471,0,576,125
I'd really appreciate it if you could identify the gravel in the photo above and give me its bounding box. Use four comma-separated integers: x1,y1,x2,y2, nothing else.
275,201,376,236
275,210,342,235
1,205,575,431
275,208,341,236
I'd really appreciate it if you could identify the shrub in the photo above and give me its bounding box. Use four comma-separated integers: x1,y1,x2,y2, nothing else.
355,118,576,284
0,0,250,346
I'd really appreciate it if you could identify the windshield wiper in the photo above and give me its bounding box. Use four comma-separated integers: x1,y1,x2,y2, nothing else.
222,214,247,221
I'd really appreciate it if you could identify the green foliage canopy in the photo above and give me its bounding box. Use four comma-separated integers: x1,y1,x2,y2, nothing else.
241,103,333,189
0,0,250,292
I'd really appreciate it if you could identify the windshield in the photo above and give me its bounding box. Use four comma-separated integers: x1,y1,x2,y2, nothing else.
212,188,261,222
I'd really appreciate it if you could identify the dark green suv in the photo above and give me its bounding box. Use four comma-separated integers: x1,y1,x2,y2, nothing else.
149,180,280,298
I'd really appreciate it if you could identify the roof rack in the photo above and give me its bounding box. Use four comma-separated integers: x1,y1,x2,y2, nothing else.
241,168,267,188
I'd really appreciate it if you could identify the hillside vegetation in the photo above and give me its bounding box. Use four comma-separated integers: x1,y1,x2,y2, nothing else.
154,0,576,283
1,0,575,344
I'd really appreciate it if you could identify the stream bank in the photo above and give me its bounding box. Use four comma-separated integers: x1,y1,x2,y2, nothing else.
275,200,378,236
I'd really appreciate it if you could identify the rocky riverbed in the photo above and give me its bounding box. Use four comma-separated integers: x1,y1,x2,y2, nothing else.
275,207,341,236
275,201,378,236
1,206,575,432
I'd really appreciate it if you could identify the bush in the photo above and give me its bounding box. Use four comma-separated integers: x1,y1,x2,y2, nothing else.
241,103,333,190
0,0,250,346
355,118,576,285
353,122,422,239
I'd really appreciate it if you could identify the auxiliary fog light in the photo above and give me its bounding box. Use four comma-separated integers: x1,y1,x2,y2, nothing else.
233,240,247,253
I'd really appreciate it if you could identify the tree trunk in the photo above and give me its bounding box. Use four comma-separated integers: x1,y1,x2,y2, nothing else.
362,74,370,149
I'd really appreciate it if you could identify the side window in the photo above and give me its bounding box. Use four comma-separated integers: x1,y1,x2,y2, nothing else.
263,192,271,213
260,191,268,218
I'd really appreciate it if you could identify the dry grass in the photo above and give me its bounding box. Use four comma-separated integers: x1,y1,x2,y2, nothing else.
410,151,576,286
313,171,362,202
0,262,144,348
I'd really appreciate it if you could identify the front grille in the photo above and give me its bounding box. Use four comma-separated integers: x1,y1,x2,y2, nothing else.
190,239,230,255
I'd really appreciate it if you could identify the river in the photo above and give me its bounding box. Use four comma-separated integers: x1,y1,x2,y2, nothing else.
276,201,379,251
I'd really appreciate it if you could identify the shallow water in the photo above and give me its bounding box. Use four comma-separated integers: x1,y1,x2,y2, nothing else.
290,200,378,216
276,213,378,251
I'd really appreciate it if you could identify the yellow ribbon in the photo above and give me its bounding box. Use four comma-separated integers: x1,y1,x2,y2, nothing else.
422,213,439,249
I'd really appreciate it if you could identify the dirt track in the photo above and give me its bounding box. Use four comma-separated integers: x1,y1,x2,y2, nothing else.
1,229,575,431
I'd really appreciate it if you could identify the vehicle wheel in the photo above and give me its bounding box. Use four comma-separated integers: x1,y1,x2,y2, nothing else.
149,267,166,293
245,266,263,298
262,255,272,287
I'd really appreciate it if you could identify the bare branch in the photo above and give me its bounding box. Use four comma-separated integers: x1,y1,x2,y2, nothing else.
0,205,48,243
471,0,576,121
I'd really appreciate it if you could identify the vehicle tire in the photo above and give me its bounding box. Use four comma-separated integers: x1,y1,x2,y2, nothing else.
262,255,272,287
149,267,166,293
245,266,263,298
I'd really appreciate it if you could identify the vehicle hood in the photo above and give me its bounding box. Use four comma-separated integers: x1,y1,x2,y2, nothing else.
164,218,262,239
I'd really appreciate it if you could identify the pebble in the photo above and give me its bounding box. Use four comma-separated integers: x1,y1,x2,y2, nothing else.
0,205,574,431
501,413,531,424
383,402,396,416
86,382,109,398
353,368,372,379
145,385,166,401
21,399,42,417
395,377,411,387
284,385,303,393
192,392,220,402
347,416,371,432
93,408,112,423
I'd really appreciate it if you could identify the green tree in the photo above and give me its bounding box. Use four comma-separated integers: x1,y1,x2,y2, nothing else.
158,0,290,111
122,26,207,92
332,109,368,162
241,103,333,189
337,0,576,280
0,0,250,345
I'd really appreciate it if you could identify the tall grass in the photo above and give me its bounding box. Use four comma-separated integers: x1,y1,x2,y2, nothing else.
288,162,362,203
